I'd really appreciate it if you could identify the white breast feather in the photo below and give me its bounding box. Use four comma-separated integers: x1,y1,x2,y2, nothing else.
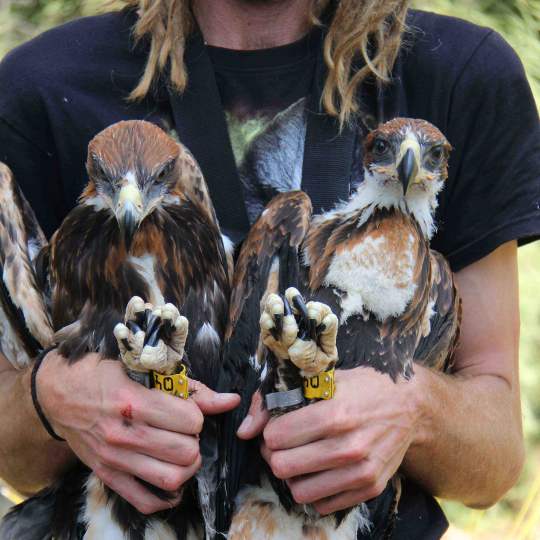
144,521,180,540
82,475,183,540
82,475,129,540
128,254,165,306
195,322,220,345
324,233,417,323
230,477,371,540
405,180,443,239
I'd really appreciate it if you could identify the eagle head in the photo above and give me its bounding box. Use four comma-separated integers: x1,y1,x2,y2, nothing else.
360,118,452,237
81,120,182,250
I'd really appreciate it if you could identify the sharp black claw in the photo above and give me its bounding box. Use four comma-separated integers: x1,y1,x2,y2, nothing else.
126,320,143,335
143,308,153,329
292,294,309,321
144,312,162,347
134,309,147,329
273,313,283,336
160,319,174,342
272,295,286,336
292,294,310,340
309,318,317,341
270,327,280,341
283,296,293,317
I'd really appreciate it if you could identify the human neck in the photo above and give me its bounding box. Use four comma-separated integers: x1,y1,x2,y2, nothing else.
192,0,312,50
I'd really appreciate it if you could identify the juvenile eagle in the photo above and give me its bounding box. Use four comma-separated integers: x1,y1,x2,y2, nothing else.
219,118,461,539
0,120,230,539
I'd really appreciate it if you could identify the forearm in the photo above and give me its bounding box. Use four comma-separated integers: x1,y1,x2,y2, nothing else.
402,363,524,508
0,361,74,494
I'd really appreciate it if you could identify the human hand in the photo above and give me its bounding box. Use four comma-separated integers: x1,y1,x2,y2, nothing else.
37,350,240,514
237,367,419,515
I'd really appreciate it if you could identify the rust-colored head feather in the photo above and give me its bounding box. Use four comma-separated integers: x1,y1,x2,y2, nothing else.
86,120,179,183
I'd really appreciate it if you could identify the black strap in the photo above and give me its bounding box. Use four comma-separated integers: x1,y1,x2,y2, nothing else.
167,30,250,243
31,347,65,442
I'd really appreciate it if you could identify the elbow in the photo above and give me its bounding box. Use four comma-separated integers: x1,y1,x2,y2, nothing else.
465,439,525,510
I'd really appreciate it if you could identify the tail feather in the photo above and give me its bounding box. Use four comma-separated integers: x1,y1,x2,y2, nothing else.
0,489,55,540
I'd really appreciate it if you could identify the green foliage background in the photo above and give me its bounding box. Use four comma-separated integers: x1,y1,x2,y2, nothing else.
0,0,539,537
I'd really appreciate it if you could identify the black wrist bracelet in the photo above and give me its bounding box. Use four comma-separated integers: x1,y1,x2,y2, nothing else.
31,347,65,442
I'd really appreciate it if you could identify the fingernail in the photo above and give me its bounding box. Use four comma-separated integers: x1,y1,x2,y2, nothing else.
215,392,238,402
237,414,252,436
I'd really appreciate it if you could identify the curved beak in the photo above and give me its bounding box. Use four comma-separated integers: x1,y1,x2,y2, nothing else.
115,183,143,251
398,147,419,194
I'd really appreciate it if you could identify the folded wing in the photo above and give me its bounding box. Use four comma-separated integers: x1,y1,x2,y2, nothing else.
217,191,312,533
0,163,53,368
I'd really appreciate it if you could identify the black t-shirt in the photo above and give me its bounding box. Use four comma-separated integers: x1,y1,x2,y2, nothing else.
0,7,539,539
207,31,318,222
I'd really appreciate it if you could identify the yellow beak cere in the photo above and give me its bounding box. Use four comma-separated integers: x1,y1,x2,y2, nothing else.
397,136,421,192
117,183,143,212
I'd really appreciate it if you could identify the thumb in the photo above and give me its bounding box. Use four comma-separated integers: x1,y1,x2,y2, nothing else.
188,379,240,415
236,391,269,440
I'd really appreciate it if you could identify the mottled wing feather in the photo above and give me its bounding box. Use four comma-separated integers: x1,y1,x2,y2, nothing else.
414,250,461,372
217,191,312,533
227,191,312,340
155,201,230,386
175,144,222,235
0,163,53,367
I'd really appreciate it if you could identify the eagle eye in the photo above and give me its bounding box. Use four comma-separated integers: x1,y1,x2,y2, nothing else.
90,154,108,181
429,145,445,163
372,138,390,156
156,158,176,181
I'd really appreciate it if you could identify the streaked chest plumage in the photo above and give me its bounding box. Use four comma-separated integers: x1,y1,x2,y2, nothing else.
305,209,423,324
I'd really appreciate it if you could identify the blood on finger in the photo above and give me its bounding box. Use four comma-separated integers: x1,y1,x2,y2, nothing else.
121,404,134,427
121,404,133,420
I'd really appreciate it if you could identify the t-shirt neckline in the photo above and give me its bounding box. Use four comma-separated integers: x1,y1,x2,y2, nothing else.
205,26,321,71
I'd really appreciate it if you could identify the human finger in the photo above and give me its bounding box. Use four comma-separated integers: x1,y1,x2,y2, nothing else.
96,445,202,493
114,383,205,435
237,391,270,440
98,421,200,467
263,399,352,450
260,432,370,480
188,378,240,415
95,466,182,515
312,481,389,516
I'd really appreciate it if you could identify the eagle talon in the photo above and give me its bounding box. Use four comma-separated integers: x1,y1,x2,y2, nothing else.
260,293,297,361
144,311,162,347
283,296,293,316
114,321,146,373
160,304,189,365
126,320,142,335
308,318,317,341
116,297,188,377
284,288,311,340
273,313,283,335
125,296,146,324
160,319,174,341
261,290,340,379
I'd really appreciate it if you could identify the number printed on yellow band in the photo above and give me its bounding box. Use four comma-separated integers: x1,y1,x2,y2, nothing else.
152,364,189,399
303,368,335,400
